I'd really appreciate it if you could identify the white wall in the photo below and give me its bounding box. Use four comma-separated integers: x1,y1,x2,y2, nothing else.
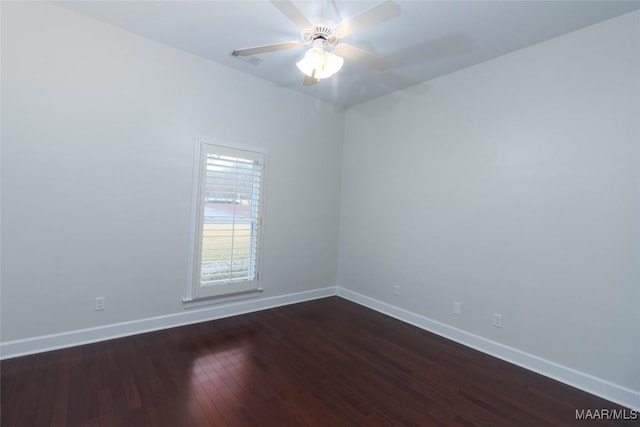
1,2,344,341
339,11,639,393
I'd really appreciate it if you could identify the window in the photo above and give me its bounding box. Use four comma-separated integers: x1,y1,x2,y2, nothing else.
189,142,265,300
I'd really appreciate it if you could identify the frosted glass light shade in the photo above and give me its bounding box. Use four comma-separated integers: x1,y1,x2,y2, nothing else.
296,48,344,79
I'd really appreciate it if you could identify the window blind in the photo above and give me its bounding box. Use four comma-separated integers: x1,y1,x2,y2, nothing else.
194,143,265,298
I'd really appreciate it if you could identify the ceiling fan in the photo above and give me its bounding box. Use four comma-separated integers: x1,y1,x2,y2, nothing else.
231,0,401,86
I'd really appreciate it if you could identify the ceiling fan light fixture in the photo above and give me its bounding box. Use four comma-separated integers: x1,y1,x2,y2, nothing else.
296,47,344,80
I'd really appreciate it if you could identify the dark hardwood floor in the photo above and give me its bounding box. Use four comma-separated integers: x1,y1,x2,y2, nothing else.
1,297,635,426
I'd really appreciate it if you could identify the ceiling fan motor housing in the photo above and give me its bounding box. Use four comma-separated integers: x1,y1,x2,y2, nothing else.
302,26,337,46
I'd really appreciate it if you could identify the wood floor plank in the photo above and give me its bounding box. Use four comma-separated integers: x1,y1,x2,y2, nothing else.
1,297,634,426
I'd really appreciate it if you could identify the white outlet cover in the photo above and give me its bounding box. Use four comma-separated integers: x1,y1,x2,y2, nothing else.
493,313,503,327
453,301,461,315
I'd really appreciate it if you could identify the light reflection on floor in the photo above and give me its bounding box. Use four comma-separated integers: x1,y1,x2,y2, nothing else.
189,345,250,422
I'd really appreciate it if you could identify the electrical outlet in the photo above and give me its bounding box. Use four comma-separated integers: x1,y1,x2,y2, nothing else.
493,313,503,328
453,301,462,315
95,297,106,311
393,285,400,296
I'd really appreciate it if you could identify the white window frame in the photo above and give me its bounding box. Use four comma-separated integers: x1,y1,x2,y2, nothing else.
185,139,266,301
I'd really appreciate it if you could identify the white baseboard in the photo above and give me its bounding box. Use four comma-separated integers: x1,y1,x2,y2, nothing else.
0,286,337,360
336,286,640,411
3,285,638,411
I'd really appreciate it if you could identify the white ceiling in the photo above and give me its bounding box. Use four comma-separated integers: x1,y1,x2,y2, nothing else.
54,1,640,107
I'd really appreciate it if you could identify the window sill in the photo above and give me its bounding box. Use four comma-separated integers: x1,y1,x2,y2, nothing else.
182,289,263,310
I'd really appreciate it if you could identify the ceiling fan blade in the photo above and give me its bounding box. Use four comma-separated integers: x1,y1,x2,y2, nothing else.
335,44,391,71
302,70,319,86
271,0,313,29
232,41,303,57
334,1,400,39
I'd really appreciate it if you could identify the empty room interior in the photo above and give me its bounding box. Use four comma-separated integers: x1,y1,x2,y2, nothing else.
1,0,639,425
